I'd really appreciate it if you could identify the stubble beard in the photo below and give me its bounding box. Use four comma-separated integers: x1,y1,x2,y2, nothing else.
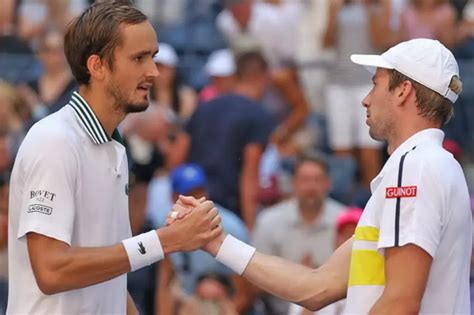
368,115,395,143
107,81,149,114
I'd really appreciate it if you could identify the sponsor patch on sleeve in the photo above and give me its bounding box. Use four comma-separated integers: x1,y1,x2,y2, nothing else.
385,186,417,198
30,190,56,203
28,204,53,215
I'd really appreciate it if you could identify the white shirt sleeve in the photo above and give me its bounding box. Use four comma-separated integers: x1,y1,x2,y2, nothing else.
377,153,445,257
17,131,78,245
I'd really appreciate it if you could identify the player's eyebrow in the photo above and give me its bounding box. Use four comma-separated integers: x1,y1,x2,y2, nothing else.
130,49,158,59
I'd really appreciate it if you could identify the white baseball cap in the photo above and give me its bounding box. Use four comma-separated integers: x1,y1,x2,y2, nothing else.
205,49,236,77
350,38,460,103
153,43,178,67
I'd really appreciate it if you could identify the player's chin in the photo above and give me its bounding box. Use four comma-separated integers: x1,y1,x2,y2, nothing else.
123,100,149,114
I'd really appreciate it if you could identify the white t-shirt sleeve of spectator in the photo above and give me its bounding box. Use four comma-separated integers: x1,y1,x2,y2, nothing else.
378,155,444,258
17,133,77,245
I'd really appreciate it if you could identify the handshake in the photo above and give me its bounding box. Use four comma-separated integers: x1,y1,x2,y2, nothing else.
161,195,226,257
124,195,255,277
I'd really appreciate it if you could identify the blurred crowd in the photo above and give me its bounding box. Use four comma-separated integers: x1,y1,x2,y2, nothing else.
1,0,474,314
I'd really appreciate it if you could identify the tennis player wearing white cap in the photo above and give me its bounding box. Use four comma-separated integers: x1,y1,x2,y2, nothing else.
173,38,472,314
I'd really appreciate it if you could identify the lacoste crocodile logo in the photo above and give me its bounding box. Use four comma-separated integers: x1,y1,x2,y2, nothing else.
137,242,146,255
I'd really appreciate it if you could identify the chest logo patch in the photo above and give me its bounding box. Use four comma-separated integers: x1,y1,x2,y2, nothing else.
386,186,417,198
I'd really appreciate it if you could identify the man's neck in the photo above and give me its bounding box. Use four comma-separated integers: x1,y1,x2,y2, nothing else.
387,120,440,155
234,83,260,101
78,85,125,136
298,200,324,225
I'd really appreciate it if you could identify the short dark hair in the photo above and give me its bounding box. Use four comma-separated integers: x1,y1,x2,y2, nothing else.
64,1,147,85
235,50,268,79
293,153,330,177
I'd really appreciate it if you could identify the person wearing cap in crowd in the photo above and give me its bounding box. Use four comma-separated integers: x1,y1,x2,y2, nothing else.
151,42,200,120
334,207,363,249
156,163,255,315
6,3,222,314
174,38,472,314
151,42,178,109
199,48,237,103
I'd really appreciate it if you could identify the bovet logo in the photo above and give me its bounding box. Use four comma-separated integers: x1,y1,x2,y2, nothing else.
30,190,56,202
385,186,417,198
28,204,53,215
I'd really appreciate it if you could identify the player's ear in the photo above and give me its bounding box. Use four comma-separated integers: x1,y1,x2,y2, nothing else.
394,80,413,107
87,54,106,82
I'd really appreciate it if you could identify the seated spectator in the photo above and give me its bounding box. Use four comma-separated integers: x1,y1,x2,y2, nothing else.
253,154,346,315
156,163,254,315
288,207,364,315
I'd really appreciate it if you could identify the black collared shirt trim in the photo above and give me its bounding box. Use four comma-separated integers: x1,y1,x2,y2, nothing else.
68,91,111,145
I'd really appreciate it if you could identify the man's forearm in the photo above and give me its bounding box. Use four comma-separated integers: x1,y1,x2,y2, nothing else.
242,252,345,311
28,240,132,295
208,236,352,311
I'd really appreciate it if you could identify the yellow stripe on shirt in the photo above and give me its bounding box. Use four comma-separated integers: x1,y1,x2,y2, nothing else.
348,249,385,286
354,226,380,242
349,226,385,286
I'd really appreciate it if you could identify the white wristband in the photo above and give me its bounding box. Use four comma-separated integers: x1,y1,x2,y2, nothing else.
122,230,164,272
216,234,256,275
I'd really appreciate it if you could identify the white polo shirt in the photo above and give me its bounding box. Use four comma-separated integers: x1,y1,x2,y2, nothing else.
8,91,131,314
345,129,472,314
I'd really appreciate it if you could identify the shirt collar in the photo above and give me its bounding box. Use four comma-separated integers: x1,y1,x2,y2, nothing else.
380,128,444,176
288,198,332,230
68,91,117,145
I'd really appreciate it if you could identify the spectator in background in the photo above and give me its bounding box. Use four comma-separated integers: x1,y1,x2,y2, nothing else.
253,155,345,315
178,273,238,315
288,207,363,315
199,48,236,103
20,30,77,116
121,103,175,315
322,0,383,194
334,207,363,247
398,0,470,48
170,51,274,230
216,0,309,151
152,42,198,121
16,0,86,41
152,43,179,110
156,163,253,315
0,80,30,158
